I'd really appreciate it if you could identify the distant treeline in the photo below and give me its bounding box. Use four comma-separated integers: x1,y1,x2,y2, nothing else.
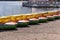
0,0,28,1
0,0,60,1
57,0,60,1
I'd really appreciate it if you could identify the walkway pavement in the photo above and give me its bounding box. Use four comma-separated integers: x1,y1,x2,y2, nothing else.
0,20,60,40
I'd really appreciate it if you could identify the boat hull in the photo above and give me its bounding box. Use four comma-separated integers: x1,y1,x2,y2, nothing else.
54,16,60,19
39,19,47,23
29,20,39,25
0,24,17,30
17,22,29,27
47,17,55,21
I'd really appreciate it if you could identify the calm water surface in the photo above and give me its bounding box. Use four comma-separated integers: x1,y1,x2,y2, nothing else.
0,1,59,16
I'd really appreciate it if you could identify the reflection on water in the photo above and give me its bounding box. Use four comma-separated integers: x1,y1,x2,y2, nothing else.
0,1,32,16
0,1,59,16
32,8,60,13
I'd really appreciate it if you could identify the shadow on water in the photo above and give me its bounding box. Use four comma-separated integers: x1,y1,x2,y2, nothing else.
17,25,30,28
29,23,40,26
0,26,30,32
0,29,18,32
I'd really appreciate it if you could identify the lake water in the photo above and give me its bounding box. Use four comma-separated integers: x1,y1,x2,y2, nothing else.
0,1,59,16
0,1,32,16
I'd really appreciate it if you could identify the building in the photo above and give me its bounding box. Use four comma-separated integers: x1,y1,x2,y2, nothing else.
29,0,49,2
28,0,54,4
28,0,60,2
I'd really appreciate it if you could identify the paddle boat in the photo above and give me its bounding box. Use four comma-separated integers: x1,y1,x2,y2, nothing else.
17,15,29,27
53,11,60,19
47,12,55,21
28,14,39,25
0,16,17,30
38,13,47,23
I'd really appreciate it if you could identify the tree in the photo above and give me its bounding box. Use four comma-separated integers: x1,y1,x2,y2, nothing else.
0,0,28,1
